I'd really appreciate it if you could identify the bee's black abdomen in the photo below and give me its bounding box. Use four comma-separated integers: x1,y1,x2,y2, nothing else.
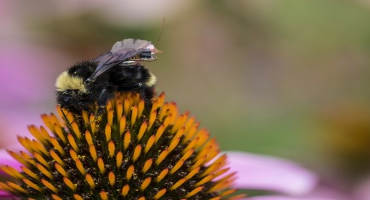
110,65,154,100
110,65,150,88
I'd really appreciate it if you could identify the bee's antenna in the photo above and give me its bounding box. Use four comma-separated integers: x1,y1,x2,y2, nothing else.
154,18,166,47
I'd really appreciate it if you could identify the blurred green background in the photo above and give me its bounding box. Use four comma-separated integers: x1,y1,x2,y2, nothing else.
1,0,370,192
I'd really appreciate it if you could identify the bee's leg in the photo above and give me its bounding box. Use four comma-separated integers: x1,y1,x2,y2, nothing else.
143,87,154,102
140,86,155,114
98,88,113,106
95,88,114,117
134,82,148,101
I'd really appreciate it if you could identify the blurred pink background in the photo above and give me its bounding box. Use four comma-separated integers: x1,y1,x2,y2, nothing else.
1,0,370,198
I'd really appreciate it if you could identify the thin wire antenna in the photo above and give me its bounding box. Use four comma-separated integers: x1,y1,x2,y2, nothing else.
154,18,166,47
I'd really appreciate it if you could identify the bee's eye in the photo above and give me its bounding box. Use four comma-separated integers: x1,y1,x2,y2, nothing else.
129,55,140,60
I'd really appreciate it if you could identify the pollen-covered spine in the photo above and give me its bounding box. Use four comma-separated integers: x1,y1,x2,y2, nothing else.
0,92,243,199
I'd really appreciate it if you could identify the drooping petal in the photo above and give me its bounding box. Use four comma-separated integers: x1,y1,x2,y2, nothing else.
0,149,21,172
0,190,16,199
243,196,334,200
354,177,370,200
0,111,46,148
226,152,318,195
0,190,8,196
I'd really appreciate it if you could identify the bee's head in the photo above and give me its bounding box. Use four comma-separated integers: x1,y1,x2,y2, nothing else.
116,39,161,66
55,61,96,93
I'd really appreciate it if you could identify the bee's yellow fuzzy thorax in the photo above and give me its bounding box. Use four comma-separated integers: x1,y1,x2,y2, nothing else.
55,71,87,93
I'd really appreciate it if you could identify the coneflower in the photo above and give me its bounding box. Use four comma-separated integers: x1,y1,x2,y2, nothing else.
0,92,243,200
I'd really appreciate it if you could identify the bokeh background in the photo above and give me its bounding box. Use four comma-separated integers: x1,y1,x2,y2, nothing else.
1,0,370,198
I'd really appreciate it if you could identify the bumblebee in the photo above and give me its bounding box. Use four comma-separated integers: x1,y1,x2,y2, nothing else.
55,39,159,113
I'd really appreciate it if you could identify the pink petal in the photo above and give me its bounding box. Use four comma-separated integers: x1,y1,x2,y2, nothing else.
226,152,318,195
0,149,22,173
0,111,44,148
0,190,15,199
0,190,8,196
243,196,335,200
354,177,370,200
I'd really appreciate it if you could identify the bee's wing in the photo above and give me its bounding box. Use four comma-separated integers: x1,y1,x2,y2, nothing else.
88,49,138,81
113,39,154,52
87,39,155,82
